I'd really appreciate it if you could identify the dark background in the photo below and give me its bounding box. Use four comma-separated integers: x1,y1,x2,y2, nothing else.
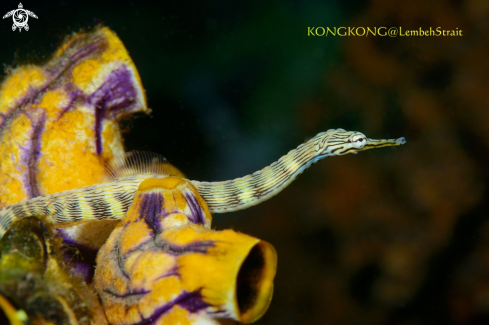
2,1,488,324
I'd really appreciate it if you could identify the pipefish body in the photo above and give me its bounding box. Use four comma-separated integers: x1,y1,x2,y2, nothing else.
0,128,406,238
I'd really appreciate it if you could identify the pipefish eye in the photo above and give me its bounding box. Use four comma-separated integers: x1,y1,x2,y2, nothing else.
351,134,367,148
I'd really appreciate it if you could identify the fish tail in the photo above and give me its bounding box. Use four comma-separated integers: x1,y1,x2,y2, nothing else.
0,207,16,239
0,196,52,239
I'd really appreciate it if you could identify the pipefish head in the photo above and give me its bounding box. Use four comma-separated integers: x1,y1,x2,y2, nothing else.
313,128,406,157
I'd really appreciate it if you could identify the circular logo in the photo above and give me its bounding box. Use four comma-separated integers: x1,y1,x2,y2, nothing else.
13,9,28,28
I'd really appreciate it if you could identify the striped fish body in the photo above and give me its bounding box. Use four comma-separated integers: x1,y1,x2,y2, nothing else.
0,175,159,238
0,129,405,240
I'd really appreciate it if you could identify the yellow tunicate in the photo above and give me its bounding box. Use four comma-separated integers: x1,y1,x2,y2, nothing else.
37,89,69,119
72,58,102,92
0,66,46,113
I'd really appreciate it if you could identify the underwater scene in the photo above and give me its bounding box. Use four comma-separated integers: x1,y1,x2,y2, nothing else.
0,0,486,324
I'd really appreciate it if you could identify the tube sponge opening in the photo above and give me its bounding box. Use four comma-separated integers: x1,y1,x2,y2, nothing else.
237,241,277,324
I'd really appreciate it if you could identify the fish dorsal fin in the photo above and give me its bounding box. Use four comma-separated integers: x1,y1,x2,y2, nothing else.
104,151,171,180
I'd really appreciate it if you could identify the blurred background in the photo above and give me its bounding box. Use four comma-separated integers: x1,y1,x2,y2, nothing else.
1,0,488,324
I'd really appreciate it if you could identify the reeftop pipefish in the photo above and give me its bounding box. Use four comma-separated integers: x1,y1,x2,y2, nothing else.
0,130,405,238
